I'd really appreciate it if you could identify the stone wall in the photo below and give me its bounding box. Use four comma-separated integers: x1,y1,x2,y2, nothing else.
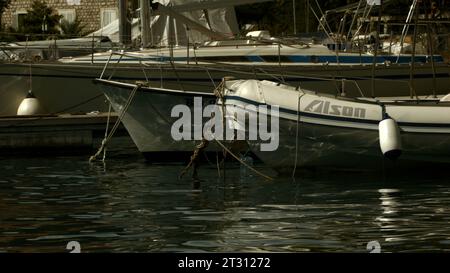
1,0,118,33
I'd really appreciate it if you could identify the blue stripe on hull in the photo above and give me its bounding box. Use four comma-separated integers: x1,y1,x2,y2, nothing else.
79,55,444,64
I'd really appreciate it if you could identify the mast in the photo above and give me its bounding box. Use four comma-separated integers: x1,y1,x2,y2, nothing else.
347,0,363,42
140,0,151,48
425,1,437,97
293,0,297,35
409,0,419,99
370,0,383,98
397,0,419,62
119,0,132,46
305,0,310,33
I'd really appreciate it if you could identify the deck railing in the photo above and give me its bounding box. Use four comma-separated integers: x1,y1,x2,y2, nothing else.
98,50,422,100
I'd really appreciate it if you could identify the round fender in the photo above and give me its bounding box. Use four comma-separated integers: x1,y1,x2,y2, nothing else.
17,91,42,116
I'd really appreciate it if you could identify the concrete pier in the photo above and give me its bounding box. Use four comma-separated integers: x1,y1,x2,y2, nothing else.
0,113,127,155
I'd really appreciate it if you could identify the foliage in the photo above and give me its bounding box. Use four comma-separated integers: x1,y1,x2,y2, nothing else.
0,0,11,30
60,16,86,38
0,0,13,41
21,0,62,37
0,0,10,15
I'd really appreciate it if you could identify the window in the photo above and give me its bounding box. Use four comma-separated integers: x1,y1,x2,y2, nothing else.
58,9,76,24
66,0,81,5
101,8,118,28
13,10,27,30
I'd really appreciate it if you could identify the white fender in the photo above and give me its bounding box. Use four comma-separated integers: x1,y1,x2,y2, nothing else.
379,117,402,160
17,91,42,116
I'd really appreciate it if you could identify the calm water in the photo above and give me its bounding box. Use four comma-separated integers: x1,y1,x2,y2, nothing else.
1,148,450,253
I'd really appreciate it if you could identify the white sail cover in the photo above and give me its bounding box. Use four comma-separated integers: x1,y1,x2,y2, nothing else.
147,0,239,46
90,0,239,46
90,18,141,44
366,0,382,5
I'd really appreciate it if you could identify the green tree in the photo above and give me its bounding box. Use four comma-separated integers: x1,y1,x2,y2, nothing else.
60,16,86,38
21,0,62,38
0,0,11,29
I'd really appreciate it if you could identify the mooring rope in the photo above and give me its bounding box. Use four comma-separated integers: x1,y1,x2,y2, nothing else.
89,83,140,162
102,103,113,161
178,80,226,180
292,92,305,178
178,138,210,180
216,79,274,181
212,138,274,181
179,78,274,181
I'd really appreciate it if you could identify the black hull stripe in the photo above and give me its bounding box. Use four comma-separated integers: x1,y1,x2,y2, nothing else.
224,96,450,129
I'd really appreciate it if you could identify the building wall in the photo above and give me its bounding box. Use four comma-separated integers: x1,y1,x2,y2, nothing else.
1,0,119,33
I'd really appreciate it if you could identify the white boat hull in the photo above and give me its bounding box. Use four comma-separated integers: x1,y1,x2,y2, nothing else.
250,117,450,172
95,79,219,160
223,80,450,172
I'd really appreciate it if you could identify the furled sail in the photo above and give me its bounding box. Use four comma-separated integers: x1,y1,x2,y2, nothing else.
90,0,242,46
145,0,239,46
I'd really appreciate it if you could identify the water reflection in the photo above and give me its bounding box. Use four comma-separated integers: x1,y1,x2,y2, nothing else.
0,155,450,252
377,188,401,223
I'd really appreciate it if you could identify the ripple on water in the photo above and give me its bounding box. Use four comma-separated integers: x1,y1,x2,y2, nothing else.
2,156,450,252
28,233,121,241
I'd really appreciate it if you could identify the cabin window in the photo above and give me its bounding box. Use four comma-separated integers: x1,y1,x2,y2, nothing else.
101,8,118,28
58,9,76,24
